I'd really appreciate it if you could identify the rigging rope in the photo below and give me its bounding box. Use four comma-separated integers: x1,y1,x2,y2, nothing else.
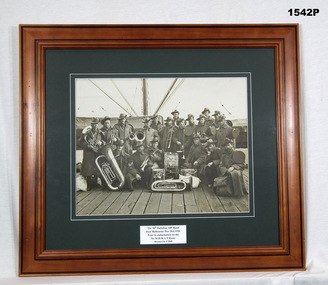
88,79,132,116
111,79,138,116
220,101,233,116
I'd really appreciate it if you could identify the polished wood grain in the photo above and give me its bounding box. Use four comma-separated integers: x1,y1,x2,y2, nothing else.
20,24,304,275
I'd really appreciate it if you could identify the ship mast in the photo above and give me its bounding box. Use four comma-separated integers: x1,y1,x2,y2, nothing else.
142,79,149,115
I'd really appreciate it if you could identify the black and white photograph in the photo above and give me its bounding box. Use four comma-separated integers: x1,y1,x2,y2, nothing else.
74,75,251,217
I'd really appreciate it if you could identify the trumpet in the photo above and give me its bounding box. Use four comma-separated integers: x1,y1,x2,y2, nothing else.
140,156,150,172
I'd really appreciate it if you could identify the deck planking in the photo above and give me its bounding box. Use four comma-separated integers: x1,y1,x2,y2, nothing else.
158,192,173,214
172,192,185,214
76,171,250,216
117,189,143,215
183,190,198,214
93,191,121,215
193,187,212,213
131,191,152,215
144,192,162,214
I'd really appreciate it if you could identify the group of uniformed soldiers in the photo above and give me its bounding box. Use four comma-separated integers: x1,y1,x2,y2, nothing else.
79,107,247,196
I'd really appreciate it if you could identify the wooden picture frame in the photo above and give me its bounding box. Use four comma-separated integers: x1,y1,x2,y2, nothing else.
20,24,304,275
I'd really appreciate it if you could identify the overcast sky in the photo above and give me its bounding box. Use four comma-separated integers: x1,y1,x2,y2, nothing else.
75,77,248,121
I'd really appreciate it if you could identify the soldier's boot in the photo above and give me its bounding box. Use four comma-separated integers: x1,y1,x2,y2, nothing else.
86,176,93,191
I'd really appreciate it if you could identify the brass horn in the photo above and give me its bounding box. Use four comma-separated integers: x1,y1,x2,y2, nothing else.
95,146,125,190
129,128,145,142
82,125,91,134
151,179,187,192
84,135,101,153
82,126,101,153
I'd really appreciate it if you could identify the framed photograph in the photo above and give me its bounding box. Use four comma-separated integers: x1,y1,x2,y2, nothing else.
20,24,304,275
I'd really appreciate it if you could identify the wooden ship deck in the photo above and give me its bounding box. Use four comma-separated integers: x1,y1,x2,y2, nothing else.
76,171,249,216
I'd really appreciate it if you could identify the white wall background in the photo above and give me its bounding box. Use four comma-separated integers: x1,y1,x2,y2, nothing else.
1,0,328,284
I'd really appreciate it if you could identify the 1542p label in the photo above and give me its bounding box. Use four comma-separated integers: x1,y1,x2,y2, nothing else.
288,8,319,16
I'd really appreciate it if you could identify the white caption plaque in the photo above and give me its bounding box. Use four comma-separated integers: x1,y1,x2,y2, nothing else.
140,225,187,245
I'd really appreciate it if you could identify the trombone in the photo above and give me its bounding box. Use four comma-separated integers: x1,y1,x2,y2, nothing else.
182,129,185,159
166,128,174,150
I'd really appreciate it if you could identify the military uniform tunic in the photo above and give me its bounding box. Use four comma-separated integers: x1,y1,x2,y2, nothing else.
219,150,247,196
126,151,153,190
80,129,102,177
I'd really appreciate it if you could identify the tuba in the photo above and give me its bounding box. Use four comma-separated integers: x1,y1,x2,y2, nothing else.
151,179,187,191
95,146,125,190
129,128,145,142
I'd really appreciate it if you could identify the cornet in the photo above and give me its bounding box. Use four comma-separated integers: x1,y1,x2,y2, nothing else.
140,156,150,172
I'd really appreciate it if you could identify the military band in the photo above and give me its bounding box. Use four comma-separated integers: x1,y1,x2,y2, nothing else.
79,107,247,196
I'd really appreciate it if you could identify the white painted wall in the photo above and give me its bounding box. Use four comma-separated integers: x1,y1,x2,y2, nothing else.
1,0,328,284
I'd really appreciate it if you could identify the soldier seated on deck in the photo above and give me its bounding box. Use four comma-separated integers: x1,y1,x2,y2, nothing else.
146,136,164,169
214,138,247,197
125,141,154,191
203,139,222,188
183,133,207,176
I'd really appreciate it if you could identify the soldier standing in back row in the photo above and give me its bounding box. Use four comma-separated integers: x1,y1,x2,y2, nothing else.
184,114,196,157
212,111,233,147
114,113,134,153
99,116,118,151
195,114,211,138
159,116,176,152
171,109,180,126
142,117,158,148
201,107,212,126
150,114,163,132
172,118,185,153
